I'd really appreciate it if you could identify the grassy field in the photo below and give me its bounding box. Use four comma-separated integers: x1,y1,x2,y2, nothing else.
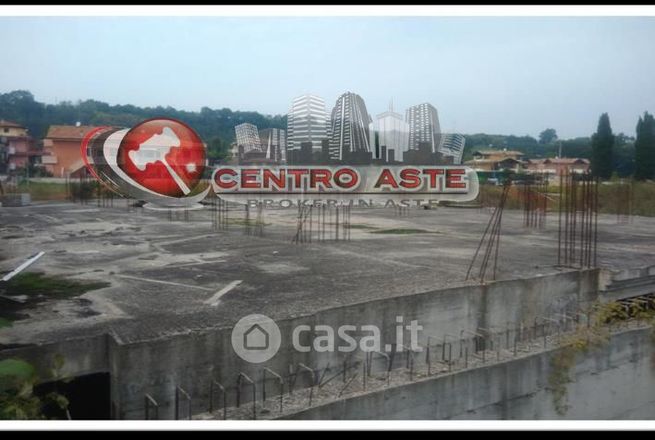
5,178,655,217
5,180,104,201
477,181,655,217
9,181,69,201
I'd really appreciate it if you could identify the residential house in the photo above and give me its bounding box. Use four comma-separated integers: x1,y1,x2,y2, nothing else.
525,157,590,176
0,119,40,174
464,149,525,172
42,125,98,178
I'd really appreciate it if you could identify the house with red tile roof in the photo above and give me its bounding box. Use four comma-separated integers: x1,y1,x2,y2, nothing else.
525,157,590,176
42,125,98,177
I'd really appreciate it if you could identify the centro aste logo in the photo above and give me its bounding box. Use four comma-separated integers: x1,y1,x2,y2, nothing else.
82,118,210,209
212,165,479,207
231,314,423,364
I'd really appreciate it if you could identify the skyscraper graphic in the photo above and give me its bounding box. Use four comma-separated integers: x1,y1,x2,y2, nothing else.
328,92,373,161
259,128,287,163
235,123,262,153
372,100,409,161
406,103,441,152
287,95,328,155
438,133,466,164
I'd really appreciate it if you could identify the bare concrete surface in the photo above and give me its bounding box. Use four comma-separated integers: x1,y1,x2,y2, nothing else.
1,200,654,347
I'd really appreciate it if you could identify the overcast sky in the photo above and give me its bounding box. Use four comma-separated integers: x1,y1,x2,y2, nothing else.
1,16,654,138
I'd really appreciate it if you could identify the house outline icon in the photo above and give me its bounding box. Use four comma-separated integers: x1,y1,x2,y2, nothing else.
243,323,270,351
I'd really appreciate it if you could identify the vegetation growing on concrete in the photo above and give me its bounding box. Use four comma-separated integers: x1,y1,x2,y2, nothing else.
370,228,436,235
0,356,69,420
345,224,379,230
0,272,110,322
4,272,109,299
548,320,609,416
548,301,655,415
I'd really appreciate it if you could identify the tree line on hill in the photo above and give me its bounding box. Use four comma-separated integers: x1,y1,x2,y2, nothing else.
588,112,655,180
0,90,286,161
2,90,654,180
462,128,637,178
459,112,655,180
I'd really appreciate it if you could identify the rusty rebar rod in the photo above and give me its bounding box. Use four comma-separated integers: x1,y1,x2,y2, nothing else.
209,380,226,420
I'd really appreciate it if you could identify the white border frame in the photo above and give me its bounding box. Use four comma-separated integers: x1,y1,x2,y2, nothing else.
0,5,655,17
1,4,655,431
2,420,655,430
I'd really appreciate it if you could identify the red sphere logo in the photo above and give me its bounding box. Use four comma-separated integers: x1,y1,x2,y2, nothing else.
117,118,206,198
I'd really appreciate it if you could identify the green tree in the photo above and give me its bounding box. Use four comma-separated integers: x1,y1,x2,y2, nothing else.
634,112,655,181
207,136,229,162
612,133,636,178
591,113,614,179
0,90,286,141
0,358,69,420
539,128,558,145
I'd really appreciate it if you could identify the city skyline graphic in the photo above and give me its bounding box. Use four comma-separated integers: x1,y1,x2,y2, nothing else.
233,91,465,166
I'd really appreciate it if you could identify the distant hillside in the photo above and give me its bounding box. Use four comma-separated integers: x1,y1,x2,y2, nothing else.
0,90,636,176
0,90,287,159
462,132,635,177
462,133,592,160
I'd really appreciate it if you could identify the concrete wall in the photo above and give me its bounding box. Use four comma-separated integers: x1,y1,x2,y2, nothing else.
599,264,655,302
0,334,109,380
281,327,655,420
108,269,599,419
0,269,601,419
